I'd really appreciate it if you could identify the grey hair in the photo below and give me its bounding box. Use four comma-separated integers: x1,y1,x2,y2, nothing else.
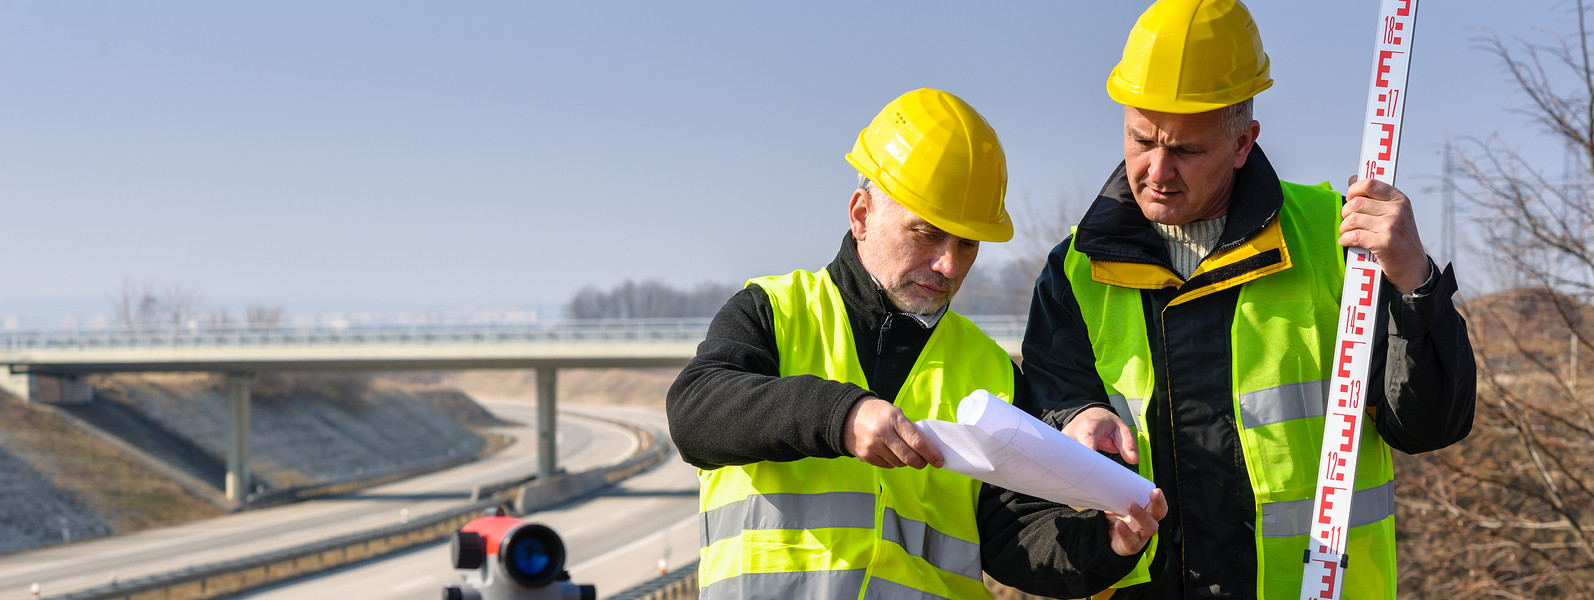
857,175,887,202
1222,97,1255,138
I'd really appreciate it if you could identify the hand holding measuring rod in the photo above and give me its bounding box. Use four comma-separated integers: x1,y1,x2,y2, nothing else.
1341,176,1429,294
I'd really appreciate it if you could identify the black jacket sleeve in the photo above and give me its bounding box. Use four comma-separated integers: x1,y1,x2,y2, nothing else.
975,240,1145,595
1018,238,1116,424
1368,261,1477,453
666,285,872,470
978,484,1142,595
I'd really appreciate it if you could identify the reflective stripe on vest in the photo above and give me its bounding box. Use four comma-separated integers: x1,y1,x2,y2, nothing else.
696,267,1012,600
1065,181,1397,598
1260,482,1394,538
1238,380,1327,429
699,570,958,600
1107,393,1145,430
881,507,983,581
699,569,867,600
697,494,980,581
1115,387,1397,540
699,492,875,547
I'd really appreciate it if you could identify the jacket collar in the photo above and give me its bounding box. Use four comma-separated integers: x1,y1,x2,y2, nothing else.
830,232,901,318
1073,145,1292,305
828,233,946,328
1076,144,1283,263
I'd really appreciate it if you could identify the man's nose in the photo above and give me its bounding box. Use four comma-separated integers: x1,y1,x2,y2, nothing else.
1146,149,1177,184
931,243,962,278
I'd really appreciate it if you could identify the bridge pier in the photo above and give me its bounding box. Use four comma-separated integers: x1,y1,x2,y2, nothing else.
537,366,557,479
225,372,252,503
2,369,34,402
0,371,93,404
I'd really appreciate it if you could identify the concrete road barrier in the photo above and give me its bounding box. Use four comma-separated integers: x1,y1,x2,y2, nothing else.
608,561,700,600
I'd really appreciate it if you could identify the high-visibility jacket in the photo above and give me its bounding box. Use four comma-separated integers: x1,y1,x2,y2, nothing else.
1063,181,1396,599
696,267,1015,600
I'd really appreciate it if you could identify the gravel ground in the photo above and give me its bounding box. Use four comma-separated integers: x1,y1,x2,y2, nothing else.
0,445,110,554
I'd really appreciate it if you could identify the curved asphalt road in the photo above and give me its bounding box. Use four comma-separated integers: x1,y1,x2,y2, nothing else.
0,400,648,599
237,400,701,600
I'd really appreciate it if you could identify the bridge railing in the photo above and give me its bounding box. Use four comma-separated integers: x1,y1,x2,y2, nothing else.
0,316,1026,351
0,318,716,350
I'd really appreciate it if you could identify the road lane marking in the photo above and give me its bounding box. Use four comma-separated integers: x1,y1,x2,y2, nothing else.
392,576,436,592
568,513,698,574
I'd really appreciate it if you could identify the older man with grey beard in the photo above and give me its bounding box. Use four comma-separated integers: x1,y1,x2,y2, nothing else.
669,88,1165,600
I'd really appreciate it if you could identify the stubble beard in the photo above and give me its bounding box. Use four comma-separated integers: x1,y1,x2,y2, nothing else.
884,272,958,314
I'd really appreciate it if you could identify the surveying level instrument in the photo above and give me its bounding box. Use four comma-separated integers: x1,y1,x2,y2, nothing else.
443,508,595,600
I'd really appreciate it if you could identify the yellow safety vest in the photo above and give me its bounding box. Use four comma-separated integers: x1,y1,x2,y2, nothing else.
697,267,1015,600
1064,181,1397,599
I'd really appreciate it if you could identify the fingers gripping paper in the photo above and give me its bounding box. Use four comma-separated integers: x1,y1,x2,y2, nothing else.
917,390,1155,514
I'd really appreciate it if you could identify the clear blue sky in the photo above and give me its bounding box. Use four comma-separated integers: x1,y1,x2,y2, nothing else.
0,1,1566,326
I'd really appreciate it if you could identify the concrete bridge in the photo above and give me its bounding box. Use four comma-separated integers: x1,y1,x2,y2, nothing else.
0,317,1025,502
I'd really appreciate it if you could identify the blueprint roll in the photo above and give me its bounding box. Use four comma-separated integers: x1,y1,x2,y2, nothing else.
918,389,1156,514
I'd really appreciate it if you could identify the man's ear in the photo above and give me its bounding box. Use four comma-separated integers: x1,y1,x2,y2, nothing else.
849,189,870,241
1232,119,1261,170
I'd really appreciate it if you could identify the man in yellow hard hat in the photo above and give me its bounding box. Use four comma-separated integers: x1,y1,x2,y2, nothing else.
669,88,1167,599
1021,1,1477,598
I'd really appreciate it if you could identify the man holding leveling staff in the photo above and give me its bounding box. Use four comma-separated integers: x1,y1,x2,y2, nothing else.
1021,0,1477,597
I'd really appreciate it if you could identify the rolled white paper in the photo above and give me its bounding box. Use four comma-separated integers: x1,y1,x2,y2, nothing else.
918,389,1156,514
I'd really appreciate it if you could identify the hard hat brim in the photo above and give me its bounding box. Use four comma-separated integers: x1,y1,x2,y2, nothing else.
1107,65,1274,114
847,152,1013,243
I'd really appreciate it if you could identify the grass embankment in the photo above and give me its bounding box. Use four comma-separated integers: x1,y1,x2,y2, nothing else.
93,373,494,490
0,393,222,542
1,372,516,556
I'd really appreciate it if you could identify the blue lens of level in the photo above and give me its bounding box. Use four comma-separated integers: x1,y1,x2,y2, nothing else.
507,536,551,577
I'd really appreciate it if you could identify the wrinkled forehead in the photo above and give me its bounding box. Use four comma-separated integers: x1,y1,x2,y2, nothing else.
872,191,946,234
1123,105,1227,136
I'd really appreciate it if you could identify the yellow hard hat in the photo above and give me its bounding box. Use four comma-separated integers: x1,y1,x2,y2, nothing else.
845,88,1011,243
1106,0,1273,114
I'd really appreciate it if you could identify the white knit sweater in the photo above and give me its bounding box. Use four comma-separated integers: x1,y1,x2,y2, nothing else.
1152,217,1227,279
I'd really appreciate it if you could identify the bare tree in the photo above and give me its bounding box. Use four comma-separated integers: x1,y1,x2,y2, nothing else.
203,307,236,328
112,279,161,329
1013,188,1084,275
956,189,1082,316
955,258,1042,316
1396,2,1594,596
159,282,201,328
246,305,286,329
566,280,737,319
110,279,203,331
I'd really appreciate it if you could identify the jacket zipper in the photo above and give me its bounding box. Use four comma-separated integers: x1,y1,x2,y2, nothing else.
864,313,893,599
871,313,893,393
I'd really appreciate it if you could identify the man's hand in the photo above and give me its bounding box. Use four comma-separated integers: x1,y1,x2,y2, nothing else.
1341,177,1430,294
1104,488,1167,556
1062,406,1139,464
844,397,944,469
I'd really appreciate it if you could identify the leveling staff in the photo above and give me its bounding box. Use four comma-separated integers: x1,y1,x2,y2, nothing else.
670,88,1166,600
1021,1,1477,598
